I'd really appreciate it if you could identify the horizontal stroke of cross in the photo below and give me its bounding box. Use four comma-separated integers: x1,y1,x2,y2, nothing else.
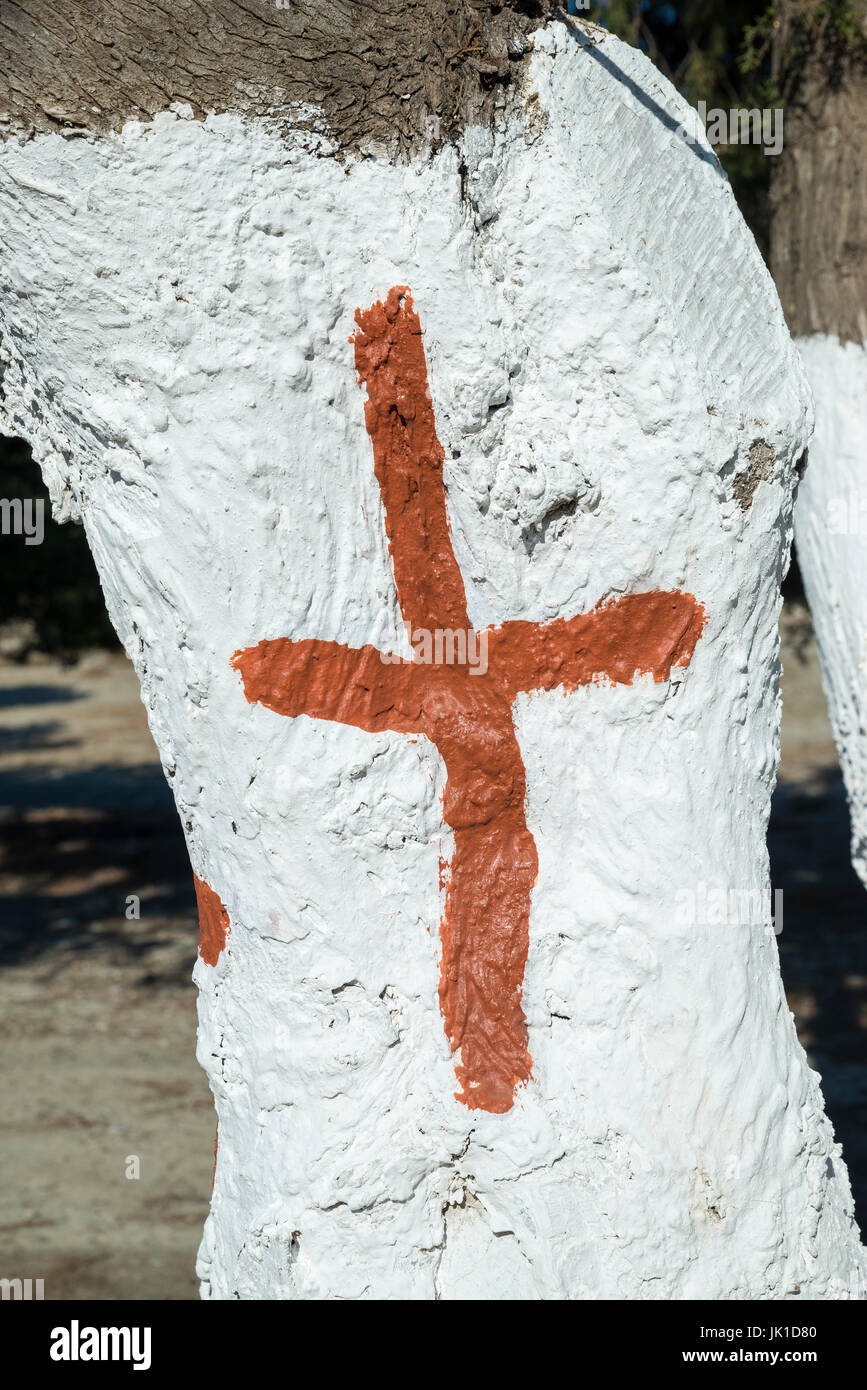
232,286,706,1114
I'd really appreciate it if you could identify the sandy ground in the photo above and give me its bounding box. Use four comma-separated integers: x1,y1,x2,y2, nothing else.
0,600,864,1299
0,654,211,1299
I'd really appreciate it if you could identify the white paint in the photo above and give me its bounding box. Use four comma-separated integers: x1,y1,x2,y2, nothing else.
794,335,867,887
1,20,863,1298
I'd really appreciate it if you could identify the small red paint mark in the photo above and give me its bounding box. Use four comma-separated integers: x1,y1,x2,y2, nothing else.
194,874,230,966
233,287,706,1113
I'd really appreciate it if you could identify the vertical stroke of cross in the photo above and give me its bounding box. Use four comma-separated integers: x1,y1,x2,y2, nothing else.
232,286,706,1115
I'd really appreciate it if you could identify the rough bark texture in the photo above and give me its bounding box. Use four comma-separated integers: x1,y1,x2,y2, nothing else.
771,36,867,344
0,0,556,153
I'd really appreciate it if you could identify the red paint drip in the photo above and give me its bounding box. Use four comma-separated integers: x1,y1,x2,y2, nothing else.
194,874,230,966
232,287,706,1113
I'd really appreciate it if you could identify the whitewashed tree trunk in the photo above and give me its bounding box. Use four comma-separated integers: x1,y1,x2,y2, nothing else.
771,27,867,890
1,15,864,1298
793,339,867,886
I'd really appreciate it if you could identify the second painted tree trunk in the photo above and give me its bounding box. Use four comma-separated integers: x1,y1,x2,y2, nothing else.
772,35,867,889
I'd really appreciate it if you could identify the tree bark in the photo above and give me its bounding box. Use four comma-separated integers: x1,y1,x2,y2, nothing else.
771,11,867,886
1,10,864,1297
0,0,554,154
771,46,867,344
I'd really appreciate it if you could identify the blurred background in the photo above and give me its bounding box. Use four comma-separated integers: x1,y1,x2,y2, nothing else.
1,0,865,1298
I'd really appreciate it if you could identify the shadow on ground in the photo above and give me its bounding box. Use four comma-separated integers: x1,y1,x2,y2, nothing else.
0,763,196,980
0,661,211,1299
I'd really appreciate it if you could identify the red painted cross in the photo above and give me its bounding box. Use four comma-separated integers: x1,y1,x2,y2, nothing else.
233,287,705,1114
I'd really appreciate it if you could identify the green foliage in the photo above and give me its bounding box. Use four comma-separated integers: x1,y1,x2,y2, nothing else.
742,1,867,98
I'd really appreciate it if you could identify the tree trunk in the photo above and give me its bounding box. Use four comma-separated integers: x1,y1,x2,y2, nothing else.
2,7,864,1298
771,14,867,887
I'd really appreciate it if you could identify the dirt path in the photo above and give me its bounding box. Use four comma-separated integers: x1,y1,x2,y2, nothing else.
0,602,864,1299
0,654,212,1299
